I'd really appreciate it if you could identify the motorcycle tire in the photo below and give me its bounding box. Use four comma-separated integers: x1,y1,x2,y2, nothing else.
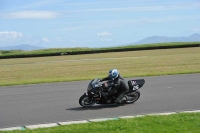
79,94,96,107
125,90,140,104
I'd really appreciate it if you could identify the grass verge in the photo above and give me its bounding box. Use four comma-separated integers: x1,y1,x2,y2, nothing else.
0,47,200,86
0,112,200,133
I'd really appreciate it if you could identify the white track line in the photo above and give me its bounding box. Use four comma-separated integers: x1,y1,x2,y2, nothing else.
25,123,58,129
0,127,25,131
58,120,88,125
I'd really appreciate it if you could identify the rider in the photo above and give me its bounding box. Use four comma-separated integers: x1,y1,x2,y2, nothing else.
100,69,129,104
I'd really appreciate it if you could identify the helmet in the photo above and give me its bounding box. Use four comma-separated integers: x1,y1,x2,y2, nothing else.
108,69,119,80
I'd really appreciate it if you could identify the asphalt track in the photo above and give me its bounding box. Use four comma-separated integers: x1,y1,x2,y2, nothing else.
0,74,200,128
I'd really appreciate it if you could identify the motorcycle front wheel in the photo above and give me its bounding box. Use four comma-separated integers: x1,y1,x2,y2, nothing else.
79,94,96,107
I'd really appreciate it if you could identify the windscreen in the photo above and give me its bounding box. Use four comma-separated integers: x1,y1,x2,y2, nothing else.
91,78,99,88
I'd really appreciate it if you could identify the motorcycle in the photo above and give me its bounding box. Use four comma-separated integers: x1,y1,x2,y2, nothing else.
79,78,145,107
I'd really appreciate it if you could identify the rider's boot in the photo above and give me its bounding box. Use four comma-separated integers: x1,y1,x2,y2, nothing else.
114,96,126,105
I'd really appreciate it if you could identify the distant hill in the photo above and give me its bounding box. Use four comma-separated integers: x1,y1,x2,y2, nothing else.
133,33,200,45
0,44,45,51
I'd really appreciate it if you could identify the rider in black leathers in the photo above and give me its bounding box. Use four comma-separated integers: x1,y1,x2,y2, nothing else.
100,69,129,104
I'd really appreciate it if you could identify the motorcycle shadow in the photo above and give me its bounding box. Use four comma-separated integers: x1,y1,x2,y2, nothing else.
66,104,124,111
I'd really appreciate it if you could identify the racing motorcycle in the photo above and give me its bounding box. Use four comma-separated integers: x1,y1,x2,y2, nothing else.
79,78,145,107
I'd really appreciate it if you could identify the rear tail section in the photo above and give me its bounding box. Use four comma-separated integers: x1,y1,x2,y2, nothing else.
128,79,145,90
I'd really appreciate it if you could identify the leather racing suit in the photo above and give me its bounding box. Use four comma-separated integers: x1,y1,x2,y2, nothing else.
100,74,129,104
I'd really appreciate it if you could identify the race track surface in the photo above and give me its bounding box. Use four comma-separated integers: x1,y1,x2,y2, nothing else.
0,74,200,128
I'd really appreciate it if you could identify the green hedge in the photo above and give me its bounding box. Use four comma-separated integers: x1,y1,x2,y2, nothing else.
0,42,200,59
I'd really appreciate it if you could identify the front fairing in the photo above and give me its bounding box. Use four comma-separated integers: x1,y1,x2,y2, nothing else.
86,78,101,97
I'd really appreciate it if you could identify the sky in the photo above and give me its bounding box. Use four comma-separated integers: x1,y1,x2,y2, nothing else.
0,0,200,48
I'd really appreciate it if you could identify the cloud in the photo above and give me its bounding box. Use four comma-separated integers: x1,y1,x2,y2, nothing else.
101,38,112,42
61,14,200,31
0,31,23,41
1,11,60,19
42,37,50,42
18,0,61,10
60,0,142,6
63,2,200,13
97,31,112,36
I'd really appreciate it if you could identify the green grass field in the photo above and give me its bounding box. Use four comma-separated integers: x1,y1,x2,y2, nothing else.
0,47,200,86
0,113,200,133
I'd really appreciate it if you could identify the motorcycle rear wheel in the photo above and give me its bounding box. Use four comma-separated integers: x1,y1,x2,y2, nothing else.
125,90,140,104
79,94,96,107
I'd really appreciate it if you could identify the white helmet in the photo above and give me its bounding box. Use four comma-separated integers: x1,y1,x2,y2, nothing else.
108,69,119,80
